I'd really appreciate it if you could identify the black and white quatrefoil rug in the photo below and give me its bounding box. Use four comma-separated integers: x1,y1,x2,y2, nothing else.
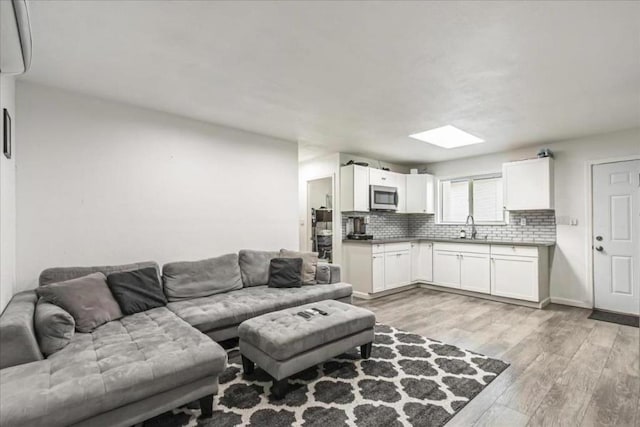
146,324,509,427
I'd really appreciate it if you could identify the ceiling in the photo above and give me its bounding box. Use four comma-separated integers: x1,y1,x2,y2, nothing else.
20,1,640,164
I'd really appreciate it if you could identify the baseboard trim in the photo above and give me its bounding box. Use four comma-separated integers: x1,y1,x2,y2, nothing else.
418,284,547,309
352,284,419,300
353,283,587,310
550,297,592,309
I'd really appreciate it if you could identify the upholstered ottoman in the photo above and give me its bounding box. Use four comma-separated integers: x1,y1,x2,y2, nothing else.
238,299,375,398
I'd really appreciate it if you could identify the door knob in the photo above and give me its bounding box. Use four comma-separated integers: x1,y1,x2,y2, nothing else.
595,246,604,252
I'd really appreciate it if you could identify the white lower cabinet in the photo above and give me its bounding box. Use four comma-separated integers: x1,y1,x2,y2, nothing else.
460,252,491,294
345,240,549,305
411,241,433,283
433,249,461,288
490,255,539,301
343,242,413,296
385,251,411,289
371,253,385,293
432,243,491,293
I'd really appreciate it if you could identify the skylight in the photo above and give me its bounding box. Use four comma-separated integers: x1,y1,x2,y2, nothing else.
409,125,484,149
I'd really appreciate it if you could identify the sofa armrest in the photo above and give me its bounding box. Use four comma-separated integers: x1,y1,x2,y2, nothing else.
316,262,341,284
328,264,341,284
0,290,43,369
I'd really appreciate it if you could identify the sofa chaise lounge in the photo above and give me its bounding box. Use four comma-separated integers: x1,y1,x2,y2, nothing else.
0,252,350,427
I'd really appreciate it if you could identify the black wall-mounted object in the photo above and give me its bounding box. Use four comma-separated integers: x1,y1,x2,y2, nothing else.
3,108,11,159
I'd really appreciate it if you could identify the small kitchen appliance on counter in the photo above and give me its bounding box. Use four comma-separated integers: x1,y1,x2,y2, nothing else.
346,216,373,240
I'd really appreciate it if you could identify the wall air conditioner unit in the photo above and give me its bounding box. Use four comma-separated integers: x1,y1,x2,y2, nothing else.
1,0,32,74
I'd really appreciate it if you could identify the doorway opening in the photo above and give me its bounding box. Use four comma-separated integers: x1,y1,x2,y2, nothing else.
307,177,333,263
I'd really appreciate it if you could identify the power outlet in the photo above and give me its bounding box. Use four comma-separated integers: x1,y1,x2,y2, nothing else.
520,217,527,226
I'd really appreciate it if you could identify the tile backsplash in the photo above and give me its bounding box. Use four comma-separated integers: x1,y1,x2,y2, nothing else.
342,210,556,242
342,211,409,239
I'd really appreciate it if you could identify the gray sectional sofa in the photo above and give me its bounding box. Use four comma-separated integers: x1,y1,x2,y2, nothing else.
0,253,349,427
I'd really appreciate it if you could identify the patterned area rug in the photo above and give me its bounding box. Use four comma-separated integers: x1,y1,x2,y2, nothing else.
145,324,509,427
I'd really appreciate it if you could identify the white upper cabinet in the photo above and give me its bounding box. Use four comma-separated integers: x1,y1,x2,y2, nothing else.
390,172,407,213
503,157,554,211
406,174,435,214
369,168,392,186
340,165,369,212
341,166,433,214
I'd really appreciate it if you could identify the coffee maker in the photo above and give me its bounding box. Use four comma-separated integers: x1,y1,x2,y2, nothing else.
346,216,373,240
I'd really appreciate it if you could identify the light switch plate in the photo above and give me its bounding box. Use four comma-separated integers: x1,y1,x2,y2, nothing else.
520,217,527,226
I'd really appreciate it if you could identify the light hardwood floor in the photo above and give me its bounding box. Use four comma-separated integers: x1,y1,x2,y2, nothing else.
353,288,640,427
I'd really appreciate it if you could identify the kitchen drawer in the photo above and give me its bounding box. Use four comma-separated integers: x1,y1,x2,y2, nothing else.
384,242,411,253
372,243,385,254
490,245,539,258
433,242,490,254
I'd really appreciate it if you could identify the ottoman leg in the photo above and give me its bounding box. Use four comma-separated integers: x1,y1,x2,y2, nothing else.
361,342,373,359
241,355,255,375
198,394,214,419
271,378,289,399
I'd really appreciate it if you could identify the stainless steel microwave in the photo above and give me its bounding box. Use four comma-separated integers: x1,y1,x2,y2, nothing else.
370,185,398,211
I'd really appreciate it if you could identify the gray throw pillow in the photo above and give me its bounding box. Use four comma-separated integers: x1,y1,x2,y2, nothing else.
36,272,123,333
268,258,303,288
239,250,279,287
162,253,243,301
34,299,75,356
280,249,319,285
315,264,331,284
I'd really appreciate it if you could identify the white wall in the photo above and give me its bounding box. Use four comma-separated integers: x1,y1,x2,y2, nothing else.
15,82,299,291
422,127,640,308
0,75,16,311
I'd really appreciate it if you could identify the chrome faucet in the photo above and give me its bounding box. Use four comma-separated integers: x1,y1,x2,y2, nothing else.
465,214,477,239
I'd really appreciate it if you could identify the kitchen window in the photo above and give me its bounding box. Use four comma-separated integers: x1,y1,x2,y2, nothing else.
439,174,505,224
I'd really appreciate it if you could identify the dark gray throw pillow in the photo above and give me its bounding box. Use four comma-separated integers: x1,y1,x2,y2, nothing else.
268,258,303,288
36,272,123,333
107,267,168,315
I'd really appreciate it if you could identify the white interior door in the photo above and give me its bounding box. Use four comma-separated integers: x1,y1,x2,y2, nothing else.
593,160,640,315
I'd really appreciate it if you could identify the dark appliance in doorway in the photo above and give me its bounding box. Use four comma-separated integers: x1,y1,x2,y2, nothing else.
311,208,332,262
